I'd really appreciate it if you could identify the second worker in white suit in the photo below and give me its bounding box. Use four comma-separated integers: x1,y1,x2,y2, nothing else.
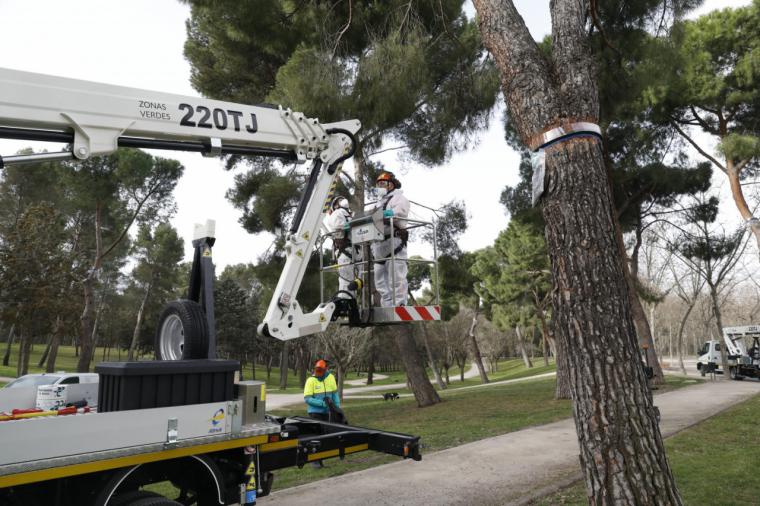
371,171,410,307
323,196,356,298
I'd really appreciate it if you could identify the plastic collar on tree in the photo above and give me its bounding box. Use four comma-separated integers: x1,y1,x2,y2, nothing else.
530,122,602,207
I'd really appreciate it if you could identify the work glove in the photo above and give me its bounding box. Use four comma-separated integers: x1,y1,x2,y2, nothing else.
383,209,394,217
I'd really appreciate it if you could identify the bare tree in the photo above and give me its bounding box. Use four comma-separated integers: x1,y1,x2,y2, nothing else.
670,259,707,375
666,196,751,378
319,326,371,400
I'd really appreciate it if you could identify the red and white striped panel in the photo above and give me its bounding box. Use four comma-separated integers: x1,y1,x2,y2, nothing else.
393,305,441,322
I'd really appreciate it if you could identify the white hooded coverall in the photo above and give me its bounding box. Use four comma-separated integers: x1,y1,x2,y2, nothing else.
323,206,355,296
372,189,410,307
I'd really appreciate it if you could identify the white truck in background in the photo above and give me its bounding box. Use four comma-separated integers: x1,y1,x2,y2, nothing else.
697,325,760,380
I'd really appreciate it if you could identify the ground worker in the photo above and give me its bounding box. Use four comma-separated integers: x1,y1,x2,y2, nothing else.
323,195,356,297
303,359,341,468
372,171,410,307
303,359,340,422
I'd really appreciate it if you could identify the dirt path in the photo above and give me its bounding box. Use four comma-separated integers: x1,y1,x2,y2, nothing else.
261,379,760,506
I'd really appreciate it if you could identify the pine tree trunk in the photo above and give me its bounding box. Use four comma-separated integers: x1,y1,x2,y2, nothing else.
554,336,573,400
393,326,440,407
474,1,682,502
540,327,549,366
336,364,345,402
542,141,681,504
468,302,489,383
128,282,153,361
3,324,16,367
17,332,31,377
627,218,665,384
515,326,533,368
366,348,375,385
279,342,289,390
78,273,97,371
37,335,54,368
46,317,63,373
628,280,666,384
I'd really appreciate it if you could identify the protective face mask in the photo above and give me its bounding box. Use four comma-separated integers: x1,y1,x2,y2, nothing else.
375,187,387,198
337,198,349,210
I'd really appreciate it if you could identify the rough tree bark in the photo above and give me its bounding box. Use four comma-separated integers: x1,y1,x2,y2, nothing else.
474,1,682,503
393,326,440,407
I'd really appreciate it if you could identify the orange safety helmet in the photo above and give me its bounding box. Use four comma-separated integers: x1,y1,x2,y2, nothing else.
314,359,327,373
376,171,401,189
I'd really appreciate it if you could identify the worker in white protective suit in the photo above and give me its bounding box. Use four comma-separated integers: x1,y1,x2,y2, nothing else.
323,196,356,298
371,171,410,307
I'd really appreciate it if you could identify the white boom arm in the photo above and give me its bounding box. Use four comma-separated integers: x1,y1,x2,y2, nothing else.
0,67,360,341
722,325,755,357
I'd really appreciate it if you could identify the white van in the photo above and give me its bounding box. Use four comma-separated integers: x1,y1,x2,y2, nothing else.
697,340,723,374
1,372,99,412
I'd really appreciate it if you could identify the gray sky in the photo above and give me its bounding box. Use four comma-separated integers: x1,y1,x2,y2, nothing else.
0,0,751,270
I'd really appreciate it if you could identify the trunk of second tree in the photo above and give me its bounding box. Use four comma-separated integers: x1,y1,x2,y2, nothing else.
628,283,665,384
625,217,665,385
515,326,533,368
336,364,345,402
393,326,440,407
128,281,153,361
708,284,730,378
279,342,289,390
467,303,490,383
542,140,681,504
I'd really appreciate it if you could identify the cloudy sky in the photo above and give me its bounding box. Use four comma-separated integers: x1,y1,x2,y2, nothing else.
0,0,750,270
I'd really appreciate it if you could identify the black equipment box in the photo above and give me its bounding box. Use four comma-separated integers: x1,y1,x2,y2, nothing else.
96,360,239,412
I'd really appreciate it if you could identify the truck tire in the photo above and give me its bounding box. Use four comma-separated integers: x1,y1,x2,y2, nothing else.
155,300,208,360
108,491,162,506
729,367,744,381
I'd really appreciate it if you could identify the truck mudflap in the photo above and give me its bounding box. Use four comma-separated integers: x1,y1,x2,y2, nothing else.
256,416,421,495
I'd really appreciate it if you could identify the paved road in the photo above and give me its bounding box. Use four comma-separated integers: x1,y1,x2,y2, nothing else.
261,379,760,506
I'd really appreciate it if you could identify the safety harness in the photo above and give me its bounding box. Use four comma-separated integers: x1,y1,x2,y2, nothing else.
374,192,408,265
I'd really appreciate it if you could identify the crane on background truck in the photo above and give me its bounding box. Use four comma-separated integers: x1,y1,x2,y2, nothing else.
697,325,760,380
0,67,423,506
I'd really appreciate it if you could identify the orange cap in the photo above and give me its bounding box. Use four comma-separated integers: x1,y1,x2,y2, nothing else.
314,359,327,372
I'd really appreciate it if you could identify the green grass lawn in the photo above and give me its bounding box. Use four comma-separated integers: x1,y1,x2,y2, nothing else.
0,343,154,377
533,389,760,506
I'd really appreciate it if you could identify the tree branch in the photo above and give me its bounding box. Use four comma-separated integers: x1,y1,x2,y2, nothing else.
670,121,727,173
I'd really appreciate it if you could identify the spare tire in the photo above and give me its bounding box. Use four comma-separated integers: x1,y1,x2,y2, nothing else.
155,300,209,360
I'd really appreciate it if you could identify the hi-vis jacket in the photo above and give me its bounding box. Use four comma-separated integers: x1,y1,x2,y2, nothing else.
304,372,340,415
